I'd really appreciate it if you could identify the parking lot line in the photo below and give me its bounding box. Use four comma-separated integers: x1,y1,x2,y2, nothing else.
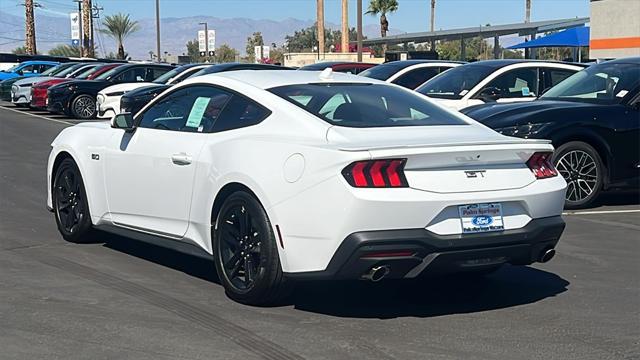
563,209,640,216
0,105,73,125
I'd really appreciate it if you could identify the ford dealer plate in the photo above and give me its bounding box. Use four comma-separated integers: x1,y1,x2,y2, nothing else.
459,203,504,234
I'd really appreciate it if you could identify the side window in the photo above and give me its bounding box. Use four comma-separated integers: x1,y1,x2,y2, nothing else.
115,68,146,82
482,67,539,98
20,65,35,74
137,86,232,132
210,95,270,133
543,68,576,93
147,67,171,81
392,67,440,89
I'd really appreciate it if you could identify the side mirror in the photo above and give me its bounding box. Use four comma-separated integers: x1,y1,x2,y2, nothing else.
110,113,135,131
477,87,501,102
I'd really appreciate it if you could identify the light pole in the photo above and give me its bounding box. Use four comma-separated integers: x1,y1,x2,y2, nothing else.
155,0,161,62
199,22,208,60
357,0,363,61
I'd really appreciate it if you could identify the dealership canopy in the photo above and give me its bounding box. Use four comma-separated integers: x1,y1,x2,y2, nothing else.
508,27,590,49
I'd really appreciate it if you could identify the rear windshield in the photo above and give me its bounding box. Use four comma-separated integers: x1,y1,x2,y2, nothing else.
268,83,467,128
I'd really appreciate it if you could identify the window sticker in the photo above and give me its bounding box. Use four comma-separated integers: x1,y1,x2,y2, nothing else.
459,89,469,96
186,97,211,128
521,86,530,96
616,90,629,98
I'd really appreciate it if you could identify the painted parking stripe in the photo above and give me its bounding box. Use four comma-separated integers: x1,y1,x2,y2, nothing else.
0,105,73,125
563,209,640,216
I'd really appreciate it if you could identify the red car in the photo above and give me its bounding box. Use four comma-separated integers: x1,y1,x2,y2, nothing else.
31,63,123,109
298,61,376,74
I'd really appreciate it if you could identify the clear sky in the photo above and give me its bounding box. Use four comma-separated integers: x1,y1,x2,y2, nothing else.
2,0,589,33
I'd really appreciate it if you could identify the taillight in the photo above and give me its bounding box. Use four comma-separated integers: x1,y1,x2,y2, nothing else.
526,152,558,179
342,159,408,188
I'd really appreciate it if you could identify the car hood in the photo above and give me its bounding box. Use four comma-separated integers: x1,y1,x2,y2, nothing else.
124,84,170,97
55,79,110,90
461,100,601,128
99,82,154,96
14,76,56,86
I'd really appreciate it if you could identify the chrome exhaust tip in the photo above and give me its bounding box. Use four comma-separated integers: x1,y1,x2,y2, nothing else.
362,265,390,282
540,248,556,263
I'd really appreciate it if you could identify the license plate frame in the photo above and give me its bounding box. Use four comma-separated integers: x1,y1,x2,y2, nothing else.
458,203,504,234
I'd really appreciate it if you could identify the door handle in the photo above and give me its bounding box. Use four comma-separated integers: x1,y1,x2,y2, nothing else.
171,153,192,165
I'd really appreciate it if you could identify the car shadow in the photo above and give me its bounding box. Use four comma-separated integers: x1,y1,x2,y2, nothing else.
589,190,640,208
291,266,569,319
98,232,568,319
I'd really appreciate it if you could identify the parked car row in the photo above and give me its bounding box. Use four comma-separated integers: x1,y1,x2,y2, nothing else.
3,57,638,208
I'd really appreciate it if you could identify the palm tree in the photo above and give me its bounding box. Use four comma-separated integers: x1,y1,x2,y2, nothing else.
366,0,399,38
317,0,325,55
100,13,139,60
341,0,349,52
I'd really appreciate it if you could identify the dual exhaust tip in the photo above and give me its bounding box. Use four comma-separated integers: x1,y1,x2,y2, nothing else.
362,248,555,282
539,248,556,263
362,265,390,282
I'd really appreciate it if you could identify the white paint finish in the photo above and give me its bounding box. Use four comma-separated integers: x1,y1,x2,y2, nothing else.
46,70,567,274
96,82,154,118
425,62,584,111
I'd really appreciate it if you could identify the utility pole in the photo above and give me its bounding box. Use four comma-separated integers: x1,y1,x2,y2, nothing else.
341,0,348,53
155,0,161,62
357,0,362,62
317,0,324,59
91,2,103,58
82,0,93,57
73,0,83,56
525,0,533,59
24,0,37,54
430,0,436,50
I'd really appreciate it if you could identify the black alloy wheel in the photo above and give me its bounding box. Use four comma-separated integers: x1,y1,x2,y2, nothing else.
553,141,604,209
71,94,96,119
53,158,94,242
213,191,290,305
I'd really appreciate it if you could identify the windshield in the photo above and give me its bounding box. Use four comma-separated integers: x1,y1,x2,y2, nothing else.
268,83,467,128
153,67,182,84
415,64,495,99
40,66,61,76
359,63,405,81
75,65,101,79
55,64,85,78
541,62,640,104
95,66,122,80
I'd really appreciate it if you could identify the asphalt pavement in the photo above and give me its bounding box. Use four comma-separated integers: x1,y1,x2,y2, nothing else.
0,103,638,360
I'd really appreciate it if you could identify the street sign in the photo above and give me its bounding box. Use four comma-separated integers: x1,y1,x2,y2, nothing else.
207,29,216,51
254,45,262,63
70,12,80,42
208,50,215,57
198,30,206,52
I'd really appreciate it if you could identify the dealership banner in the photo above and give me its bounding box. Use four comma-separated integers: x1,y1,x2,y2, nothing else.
70,12,80,45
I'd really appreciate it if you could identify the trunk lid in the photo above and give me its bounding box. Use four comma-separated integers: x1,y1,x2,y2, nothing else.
328,125,552,193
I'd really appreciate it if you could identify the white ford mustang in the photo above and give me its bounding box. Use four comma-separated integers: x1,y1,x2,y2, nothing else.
47,69,567,305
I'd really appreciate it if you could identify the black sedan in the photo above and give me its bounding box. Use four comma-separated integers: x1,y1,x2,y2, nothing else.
47,63,174,119
120,62,293,116
462,57,640,208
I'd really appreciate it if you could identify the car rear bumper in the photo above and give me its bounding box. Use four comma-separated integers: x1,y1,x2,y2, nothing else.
285,216,565,280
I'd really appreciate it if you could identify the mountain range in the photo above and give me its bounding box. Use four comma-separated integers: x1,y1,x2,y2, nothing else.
0,10,397,59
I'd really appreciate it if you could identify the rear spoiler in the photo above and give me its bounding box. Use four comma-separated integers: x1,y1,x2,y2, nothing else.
337,138,552,152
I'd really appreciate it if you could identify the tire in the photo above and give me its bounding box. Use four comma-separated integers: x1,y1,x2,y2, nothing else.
213,191,290,305
553,141,604,209
70,94,96,119
52,158,95,243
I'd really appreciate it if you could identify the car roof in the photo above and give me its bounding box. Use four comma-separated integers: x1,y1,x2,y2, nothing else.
463,59,586,69
21,60,59,65
192,69,381,90
604,56,640,65
300,61,375,70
